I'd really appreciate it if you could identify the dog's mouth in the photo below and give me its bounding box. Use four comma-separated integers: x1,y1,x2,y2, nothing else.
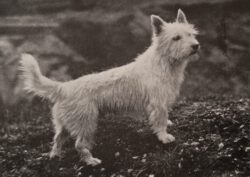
188,48,200,57
190,50,198,56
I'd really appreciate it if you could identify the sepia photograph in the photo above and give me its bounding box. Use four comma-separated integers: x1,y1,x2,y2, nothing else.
0,0,249,176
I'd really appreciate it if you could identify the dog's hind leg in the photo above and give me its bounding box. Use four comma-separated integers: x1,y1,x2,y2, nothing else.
50,119,69,159
67,102,101,166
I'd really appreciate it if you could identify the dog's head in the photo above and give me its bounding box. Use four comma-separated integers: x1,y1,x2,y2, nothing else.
151,9,199,60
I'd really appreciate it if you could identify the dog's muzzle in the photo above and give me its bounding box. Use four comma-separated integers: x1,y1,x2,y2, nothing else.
190,44,200,55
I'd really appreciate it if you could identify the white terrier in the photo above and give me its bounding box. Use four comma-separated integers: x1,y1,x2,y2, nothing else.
20,9,199,166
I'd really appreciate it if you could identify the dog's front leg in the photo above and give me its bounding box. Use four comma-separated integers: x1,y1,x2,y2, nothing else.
147,105,175,144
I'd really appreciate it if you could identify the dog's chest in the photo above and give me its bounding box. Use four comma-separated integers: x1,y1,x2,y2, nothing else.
145,68,185,106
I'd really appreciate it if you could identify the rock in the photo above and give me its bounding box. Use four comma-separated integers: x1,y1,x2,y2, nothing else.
127,169,133,173
0,34,88,105
115,152,120,157
245,147,250,152
0,38,24,105
190,142,200,146
132,156,139,159
218,142,224,150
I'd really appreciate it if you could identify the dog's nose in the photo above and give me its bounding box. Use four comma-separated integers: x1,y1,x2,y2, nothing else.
192,44,199,51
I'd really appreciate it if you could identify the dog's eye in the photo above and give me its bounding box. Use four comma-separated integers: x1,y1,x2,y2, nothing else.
173,35,181,41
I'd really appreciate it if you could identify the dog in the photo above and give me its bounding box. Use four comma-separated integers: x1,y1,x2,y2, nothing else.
20,9,199,166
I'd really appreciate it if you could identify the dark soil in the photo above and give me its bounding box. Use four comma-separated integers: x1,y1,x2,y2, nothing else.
1,97,249,177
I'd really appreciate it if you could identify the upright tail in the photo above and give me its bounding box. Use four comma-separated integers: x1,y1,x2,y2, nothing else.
20,53,62,102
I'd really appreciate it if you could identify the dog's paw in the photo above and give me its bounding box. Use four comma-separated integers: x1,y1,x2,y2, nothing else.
167,119,174,126
157,132,175,144
86,157,102,166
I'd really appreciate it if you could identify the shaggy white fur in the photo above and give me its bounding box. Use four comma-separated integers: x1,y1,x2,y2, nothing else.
20,9,199,166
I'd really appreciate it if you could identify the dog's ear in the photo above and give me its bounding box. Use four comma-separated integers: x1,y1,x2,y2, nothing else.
151,15,165,36
176,9,188,24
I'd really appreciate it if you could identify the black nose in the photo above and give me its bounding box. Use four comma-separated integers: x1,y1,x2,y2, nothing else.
192,44,199,50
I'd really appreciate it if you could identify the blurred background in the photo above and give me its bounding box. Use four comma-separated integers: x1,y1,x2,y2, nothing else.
0,0,249,106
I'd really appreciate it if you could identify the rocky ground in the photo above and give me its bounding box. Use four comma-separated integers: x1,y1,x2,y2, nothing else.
0,97,249,177
0,0,250,176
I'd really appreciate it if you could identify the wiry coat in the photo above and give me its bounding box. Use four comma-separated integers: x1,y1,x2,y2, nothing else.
20,9,199,166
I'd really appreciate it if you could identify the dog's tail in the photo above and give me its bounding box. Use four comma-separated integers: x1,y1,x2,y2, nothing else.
20,53,62,102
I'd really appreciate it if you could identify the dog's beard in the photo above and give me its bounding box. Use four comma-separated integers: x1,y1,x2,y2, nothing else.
189,50,198,56
175,50,199,62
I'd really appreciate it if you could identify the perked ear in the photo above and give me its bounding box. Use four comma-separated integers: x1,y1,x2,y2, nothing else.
151,15,165,35
176,9,188,24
